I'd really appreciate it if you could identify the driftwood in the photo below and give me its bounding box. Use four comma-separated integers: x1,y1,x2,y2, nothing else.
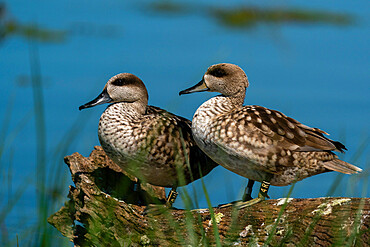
48,146,369,246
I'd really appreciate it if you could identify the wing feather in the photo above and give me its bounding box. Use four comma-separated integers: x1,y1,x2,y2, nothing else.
243,105,345,153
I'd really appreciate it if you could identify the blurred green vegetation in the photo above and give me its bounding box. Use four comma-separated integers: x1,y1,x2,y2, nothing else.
0,20,81,245
211,8,352,28
146,1,353,28
1,21,66,42
0,1,353,44
0,3,65,42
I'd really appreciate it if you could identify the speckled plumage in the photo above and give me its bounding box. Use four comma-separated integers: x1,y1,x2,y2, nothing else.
80,73,217,188
180,63,362,187
98,103,216,187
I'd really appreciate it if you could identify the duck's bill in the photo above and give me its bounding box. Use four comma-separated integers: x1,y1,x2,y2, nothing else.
179,78,209,95
79,88,113,110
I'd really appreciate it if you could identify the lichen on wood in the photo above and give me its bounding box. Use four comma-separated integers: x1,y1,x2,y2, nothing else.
48,146,369,246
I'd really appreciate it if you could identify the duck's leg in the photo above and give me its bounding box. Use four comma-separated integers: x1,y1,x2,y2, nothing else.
144,187,178,215
166,187,178,207
242,179,255,201
236,176,271,209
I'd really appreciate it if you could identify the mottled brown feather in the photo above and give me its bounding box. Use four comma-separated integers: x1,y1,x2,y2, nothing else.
99,103,218,187
233,105,343,154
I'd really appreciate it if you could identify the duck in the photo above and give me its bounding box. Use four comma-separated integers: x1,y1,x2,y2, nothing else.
79,73,217,207
179,63,362,208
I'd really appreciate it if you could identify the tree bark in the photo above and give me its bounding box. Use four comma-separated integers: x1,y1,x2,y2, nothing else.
48,146,369,246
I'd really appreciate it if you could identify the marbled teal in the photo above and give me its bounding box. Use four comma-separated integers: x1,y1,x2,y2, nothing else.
80,73,217,207
179,63,362,208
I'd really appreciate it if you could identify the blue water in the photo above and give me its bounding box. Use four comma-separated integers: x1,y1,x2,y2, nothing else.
1,0,369,242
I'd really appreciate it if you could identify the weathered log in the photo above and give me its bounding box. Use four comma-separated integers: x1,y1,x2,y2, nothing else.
48,146,369,246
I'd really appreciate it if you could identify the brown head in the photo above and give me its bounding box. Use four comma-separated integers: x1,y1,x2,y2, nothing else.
79,73,148,111
179,63,249,97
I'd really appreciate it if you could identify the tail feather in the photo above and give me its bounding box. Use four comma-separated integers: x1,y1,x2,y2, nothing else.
323,159,362,175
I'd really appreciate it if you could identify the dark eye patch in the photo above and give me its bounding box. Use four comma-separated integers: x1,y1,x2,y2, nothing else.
111,78,125,86
209,67,227,78
111,75,140,86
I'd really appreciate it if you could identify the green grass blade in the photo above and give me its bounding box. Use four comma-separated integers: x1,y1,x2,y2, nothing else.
263,182,295,246
201,178,222,247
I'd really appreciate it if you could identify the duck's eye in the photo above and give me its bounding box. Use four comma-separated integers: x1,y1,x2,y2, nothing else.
210,68,227,78
111,76,139,87
112,78,125,86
